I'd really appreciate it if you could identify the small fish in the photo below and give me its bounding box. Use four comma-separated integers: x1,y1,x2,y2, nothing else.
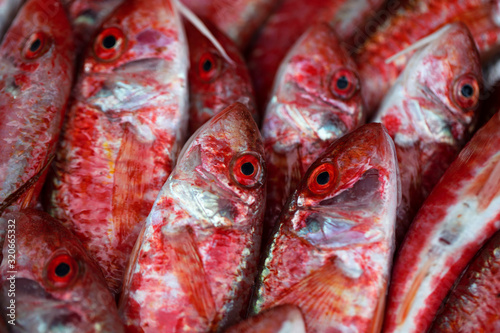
382,109,500,333
224,305,306,333
252,123,399,333
119,103,266,332
429,230,500,332
261,23,365,241
185,18,258,134
0,0,24,40
0,0,75,211
0,209,123,332
48,0,189,294
372,22,483,244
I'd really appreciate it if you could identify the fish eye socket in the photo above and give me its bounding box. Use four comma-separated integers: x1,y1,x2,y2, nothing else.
307,163,337,195
453,74,480,111
45,253,79,288
94,27,126,62
23,32,50,60
198,52,219,82
231,153,263,188
330,68,359,100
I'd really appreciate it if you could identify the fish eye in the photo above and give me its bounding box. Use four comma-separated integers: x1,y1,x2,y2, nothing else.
22,32,50,60
93,27,127,62
453,74,480,111
330,68,359,100
307,163,337,195
198,52,219,82
230,153,264,188
45,253,79,288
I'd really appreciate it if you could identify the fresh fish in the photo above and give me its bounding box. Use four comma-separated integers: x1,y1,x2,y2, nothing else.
225,305,306,333
356,0,500,115
48,0,189,294
429,230,500,332
185,18,258,134
248,0,385,109
261,23,365,241
0,209,123,332
372,22,483,244
0,0,24,41
252,123,399,333
0,0,75,211
119,103,266,332
180,0,278,50
383,109,500,333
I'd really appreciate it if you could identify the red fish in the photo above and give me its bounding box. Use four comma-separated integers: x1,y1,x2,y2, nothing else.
225,305,306,333
356,0,500,115
247,0,386,109
185,18,258,134
261,23,365,240
0,0,75,211
252,123,399,333
383,109,500,333
119,103,266,332
429,230,500,332
372,22,483,244
0,210,123,332
47,0,189,294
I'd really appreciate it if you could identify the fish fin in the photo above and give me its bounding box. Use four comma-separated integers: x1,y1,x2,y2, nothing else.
369,281,387,333
0,154,55,214
471,155,500,211
173,0,235,65
385,24,452,64
163,227,216,323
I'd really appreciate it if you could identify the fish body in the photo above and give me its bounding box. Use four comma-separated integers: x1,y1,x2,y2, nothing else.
372,22,483,243
48,0,189,293
185,19,257,134
252,123,399,333
0,0,74,210
261,23,364,240
0,0,24,40
225,305,306,333
0,209,123,332
383,109,500,333
119,103,266,332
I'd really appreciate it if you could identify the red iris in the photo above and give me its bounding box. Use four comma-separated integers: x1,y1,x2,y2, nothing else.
45,253,78,288
452,74,480,111
93,27,127,62
23,32,50,60
330,68,359,100
231,153,262,188
307,163,337,196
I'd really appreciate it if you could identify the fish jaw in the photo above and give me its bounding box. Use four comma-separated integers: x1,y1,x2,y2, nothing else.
120,103,266,332
253,123,398,332
383,110,500,333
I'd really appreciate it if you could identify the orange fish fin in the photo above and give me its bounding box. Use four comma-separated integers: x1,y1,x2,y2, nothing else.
474,155,500,211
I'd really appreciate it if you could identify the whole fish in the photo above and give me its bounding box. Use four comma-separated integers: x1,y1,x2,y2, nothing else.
0,0,74,211
252,123,399,333
383,109,500,333
48,0,189,294
356,0,500,115
248,0,385,109
261,23,365,240
185,18,258,134
180,0,278,50
119,103,266,332
372,22,483,244
225,305,306,333
429,230,500,332
0,0,23,41
0,209,123,332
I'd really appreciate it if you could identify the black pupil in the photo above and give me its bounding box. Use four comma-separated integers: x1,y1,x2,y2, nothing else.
102,35,117,49
55,263,70,277
461,84,474,98
316,171,330,185
202,59,213,72
241,162,255,176
30,38,41,52
336,76,349,90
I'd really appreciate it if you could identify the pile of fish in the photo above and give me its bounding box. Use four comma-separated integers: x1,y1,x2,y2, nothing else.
0,0,499,332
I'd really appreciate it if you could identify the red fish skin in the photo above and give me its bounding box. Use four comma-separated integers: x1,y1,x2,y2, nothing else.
247,0,385,110
261,23,365,242
185,19,258,135
383,110,500,333
372,22,483,244
0,0,24,40
355,0,500,116
0,209,123,332
252,123,399,333
48,0,189,294
429,230,500,332
224,305,306,333
181,0,278,50
119,103,266,332
0,0,75,211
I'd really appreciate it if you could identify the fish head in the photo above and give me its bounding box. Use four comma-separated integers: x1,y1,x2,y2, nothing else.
0,210,122,332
